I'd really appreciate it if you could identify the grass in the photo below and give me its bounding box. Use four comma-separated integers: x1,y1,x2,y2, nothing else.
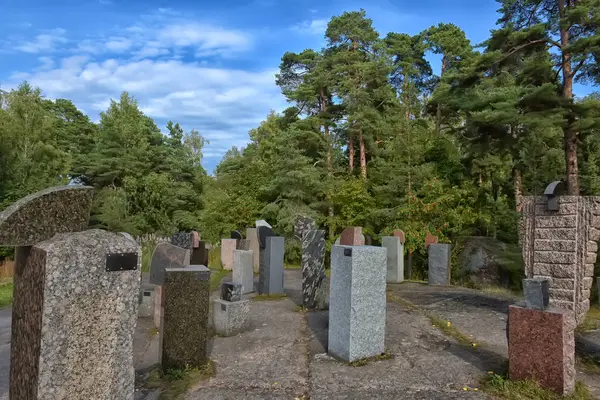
348,352,394,367
141,240,158,273
147,360,216,399
252,293,288,301
0,280,13,308
576,305,600,333
209,268,230,292
481,372,594,400
284,263,301,269
577,354,600,374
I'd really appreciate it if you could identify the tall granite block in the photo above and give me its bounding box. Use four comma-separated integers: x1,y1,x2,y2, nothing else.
246,228,260,273
508,305,575,395
221,238,238,270
328,245,386,362
139,283,158,319
171,232,193,249
339,226,364,246
259,236,285,295
382,236,404,283
428,243,451,286
521,195,600,324
237,239,251,250
524,278,550,310
255,219,272,229
212,299,250,337
10,229,141,400
162,265,211,371
294,216,316,239
302,229,326,308
149,242,190,285
198,240,209,266
171,232,205,265
233,250,254,294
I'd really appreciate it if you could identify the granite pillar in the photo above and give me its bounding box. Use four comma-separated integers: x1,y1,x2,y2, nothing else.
259,236,285,295
428,243,451,286
301,229,325,309
382,236,404,283
221,238,238,270
233,249,254,294
328,245,386,362
162,265,211,371
339,226,364,246
246,228,260,273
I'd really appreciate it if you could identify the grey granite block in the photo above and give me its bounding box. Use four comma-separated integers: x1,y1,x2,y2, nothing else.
258,236,285,295
328,245,386,362
524,278,550,310
10,229,141,400
428,243,451,286
221,282,242,302
171,232,193,249
294,216,316,240
382,236,404,283
233,250,254,294
149,242,190,285
255,219,272,229
302,229,326,308
212,299,251,337
139,283,158,319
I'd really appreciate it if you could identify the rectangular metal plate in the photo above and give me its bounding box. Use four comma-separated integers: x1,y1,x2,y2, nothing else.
105,252,138,272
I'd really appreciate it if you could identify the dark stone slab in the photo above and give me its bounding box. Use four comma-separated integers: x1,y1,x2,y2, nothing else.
294,216,316,240
231,230,243,240
524,278,550,310
428,243,451,286
257,225,275,250
237,239,251,250
162,265,211,371
191,241,206,266
171,232,193,249
149,242,189,285
301,230,326,309
221,282,242,302
0,185,94,246
259,237,285,295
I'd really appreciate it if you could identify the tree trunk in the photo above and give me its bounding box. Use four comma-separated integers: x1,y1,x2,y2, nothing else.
403,72,410,121
513,167,523,212
559,0,579,195
359,129,367,180
320,88,334,220
436,54,448,135
348,131,355,172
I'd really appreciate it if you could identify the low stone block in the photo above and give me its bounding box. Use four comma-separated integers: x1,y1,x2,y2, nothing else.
258,236,285,295
328,245,386,362
139,283,158,319
162,265,211,371
233,250,254,294
382,236,404,283
10,229,140,400
508,305,575,395
221,238,238,270
428,243,451,286
523,278,550,310
221,282,242,302
212,299,251,337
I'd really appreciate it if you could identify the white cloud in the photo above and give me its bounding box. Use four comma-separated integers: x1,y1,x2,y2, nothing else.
14,28,68,53
291,19,328,36
157,23,251,56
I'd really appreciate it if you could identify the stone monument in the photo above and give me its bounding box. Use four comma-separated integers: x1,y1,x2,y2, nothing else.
339,226,364,246
221,238,238,270
171,231,206,265
428,243,451,286
301,229,326,309
382,235,404,283
294,215,316,240
213,282,250,337
508,278,575,395
520,181,600,324
0,186,141,400
246,227,260,273
257,226,284,295
328,245,386,362
233,249,254,294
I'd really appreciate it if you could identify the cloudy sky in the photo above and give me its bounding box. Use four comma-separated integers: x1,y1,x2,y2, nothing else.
0,0,595,173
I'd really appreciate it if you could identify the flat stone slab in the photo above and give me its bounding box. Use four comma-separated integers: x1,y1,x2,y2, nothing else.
0,185,94,246
149,243,190,285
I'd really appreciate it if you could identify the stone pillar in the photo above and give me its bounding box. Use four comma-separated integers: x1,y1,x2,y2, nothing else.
302,229,326,309
162,265,211,371
508,279,575,395
428,243,451,286
213,283,250,337
233,250,254,294
294,215,316,240
382,236,404,283
246,228,260,273
521,195,600,324
171,231,205,265
259,236,285,295
339,226,364,246
221,238,238,270
328,245,386,362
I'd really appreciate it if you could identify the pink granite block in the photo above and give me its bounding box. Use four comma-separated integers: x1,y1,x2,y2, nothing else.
221,239,238,270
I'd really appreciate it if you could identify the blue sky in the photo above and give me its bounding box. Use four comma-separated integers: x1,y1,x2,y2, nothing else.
0,0,596,173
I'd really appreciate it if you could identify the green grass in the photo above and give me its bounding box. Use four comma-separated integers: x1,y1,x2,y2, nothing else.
348,352,393,367
252,293,288,301
577,354,600,374
284,263,301,269
141,240,158,273
0,280,13,308
577,305,600,333
208,246,222,269
481,372,594,400
147,360,216,399
209,268,230,291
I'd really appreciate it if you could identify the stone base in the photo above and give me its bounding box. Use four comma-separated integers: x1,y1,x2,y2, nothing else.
212,299,250,337
508,305,575,395
138,283,158,319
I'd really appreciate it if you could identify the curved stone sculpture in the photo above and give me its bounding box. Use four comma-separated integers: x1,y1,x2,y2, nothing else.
521,195,600,324
0,185,94,246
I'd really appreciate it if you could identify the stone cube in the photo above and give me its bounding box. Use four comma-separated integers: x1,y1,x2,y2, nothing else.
233,250,254,294
258,236,285,295
508,305,575,395
162,265,211,371
212,299,251,337
328,245,386,362
221,282,242,302
523,278,550,310
382,236,404,283
221,238,238,270
428,243,451,286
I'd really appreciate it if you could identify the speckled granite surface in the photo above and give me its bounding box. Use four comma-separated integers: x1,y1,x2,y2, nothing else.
0,186,94,246
10,229,141,400
162,266,210,371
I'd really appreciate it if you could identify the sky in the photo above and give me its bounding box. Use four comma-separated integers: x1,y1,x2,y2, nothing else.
0,0,596,173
